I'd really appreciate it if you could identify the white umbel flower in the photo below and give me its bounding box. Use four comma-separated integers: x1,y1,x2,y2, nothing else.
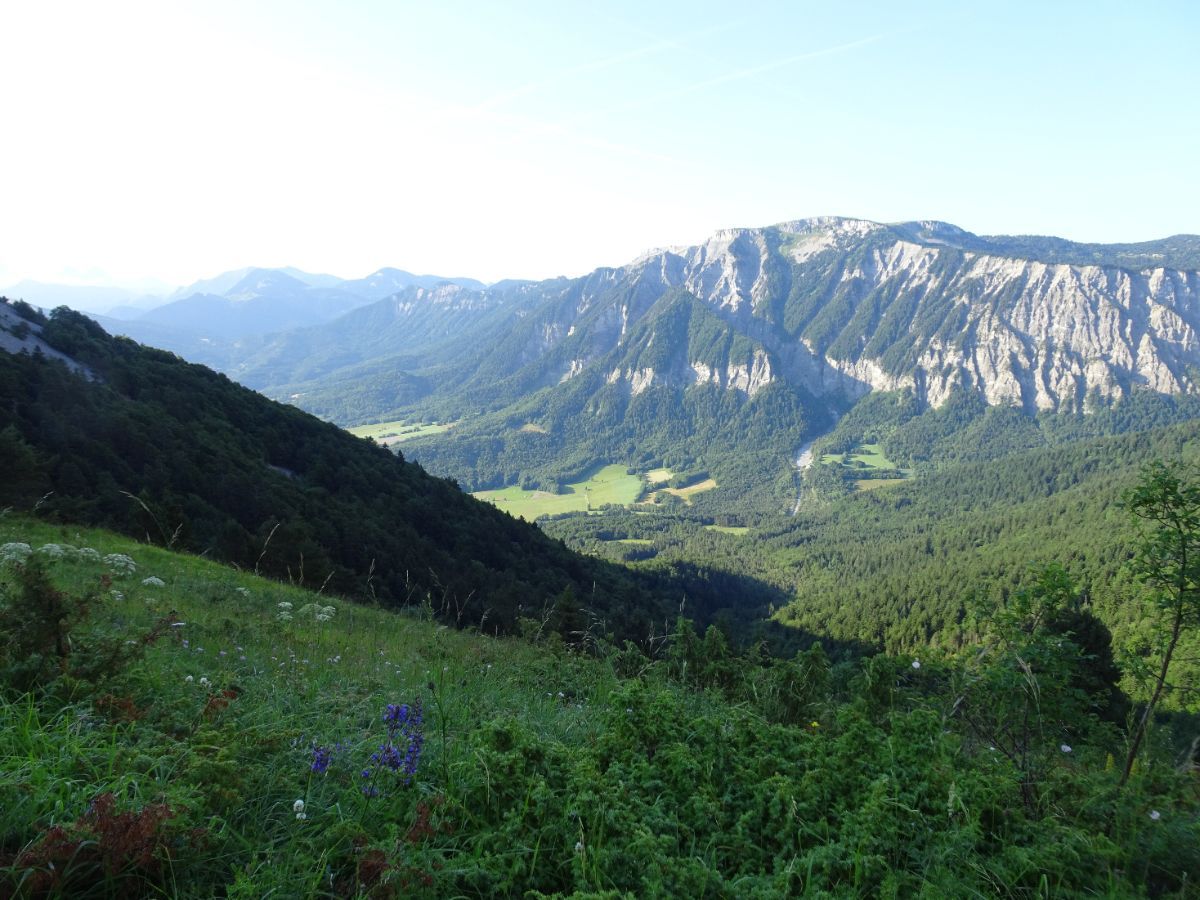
0,542,32,563
103,553,137,575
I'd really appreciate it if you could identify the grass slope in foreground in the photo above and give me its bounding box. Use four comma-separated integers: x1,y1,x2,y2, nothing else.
1,516,1197,897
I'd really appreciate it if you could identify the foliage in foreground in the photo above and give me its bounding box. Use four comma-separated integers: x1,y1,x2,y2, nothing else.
0,516,1198,898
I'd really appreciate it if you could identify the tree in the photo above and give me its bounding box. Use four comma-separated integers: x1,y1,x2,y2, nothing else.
1120,461,1200,786
953,565,1100,816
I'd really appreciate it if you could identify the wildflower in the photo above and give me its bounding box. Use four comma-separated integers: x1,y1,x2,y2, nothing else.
185,675,194,683
1150,810,1161,820
293,799,305,813
37,543,75,560
364,701,425,789
311,745,333,774
911,659,921,670
1060,744,1072,754
0,542,32,565
199,676,210,686
110,590,125,602
277,601,293,611
103,553,137,575
235,587,250,597
278,611,293,622
141,576,166,587
574,840,584,853
295,811,307,820
810,721,820,729
76,547,101,562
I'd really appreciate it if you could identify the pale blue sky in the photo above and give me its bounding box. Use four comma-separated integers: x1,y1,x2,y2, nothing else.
2,1,1197,287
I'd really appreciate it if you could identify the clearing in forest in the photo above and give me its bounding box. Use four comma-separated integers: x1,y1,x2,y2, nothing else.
347,420,452,445
473,464,644,521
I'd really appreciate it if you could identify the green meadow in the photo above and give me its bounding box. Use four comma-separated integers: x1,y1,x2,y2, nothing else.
473,464,645,520
819,442,911,492
819,442,899,469
347,420,452,444
703,524,749,535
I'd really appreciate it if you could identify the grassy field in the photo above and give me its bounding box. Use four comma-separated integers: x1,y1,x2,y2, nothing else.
643,477,718,506
854,477,908,492
473,464,644,520
704,524,749,535
347,420,452,445
473,464,718,519
820,443,911,493
819,442,898,469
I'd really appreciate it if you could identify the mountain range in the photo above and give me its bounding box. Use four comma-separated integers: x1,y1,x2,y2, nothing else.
12,217,1200,505
238,217,1200,498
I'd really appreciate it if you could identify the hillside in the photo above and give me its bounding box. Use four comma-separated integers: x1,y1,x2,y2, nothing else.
277,217,1200,504
0,299,706,640
544,415,1200,666
1,516,1196,896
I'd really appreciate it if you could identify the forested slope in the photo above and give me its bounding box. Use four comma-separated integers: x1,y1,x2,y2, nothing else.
0,300,702,638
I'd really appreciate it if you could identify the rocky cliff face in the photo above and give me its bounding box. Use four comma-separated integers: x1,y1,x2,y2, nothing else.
339,219,1200,493
240,217,1200,430
594,218,1200,412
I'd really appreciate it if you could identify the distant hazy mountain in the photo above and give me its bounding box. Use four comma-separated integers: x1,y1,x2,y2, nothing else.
0,280,160,316
230,281,544,392
98,266,491,361
338,267,487,301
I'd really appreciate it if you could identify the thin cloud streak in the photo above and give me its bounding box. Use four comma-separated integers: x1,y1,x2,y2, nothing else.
469,21,736,113
586,32,887,120
465,31,887,170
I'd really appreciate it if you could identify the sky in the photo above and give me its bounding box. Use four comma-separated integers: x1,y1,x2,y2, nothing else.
2,0,1198,290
